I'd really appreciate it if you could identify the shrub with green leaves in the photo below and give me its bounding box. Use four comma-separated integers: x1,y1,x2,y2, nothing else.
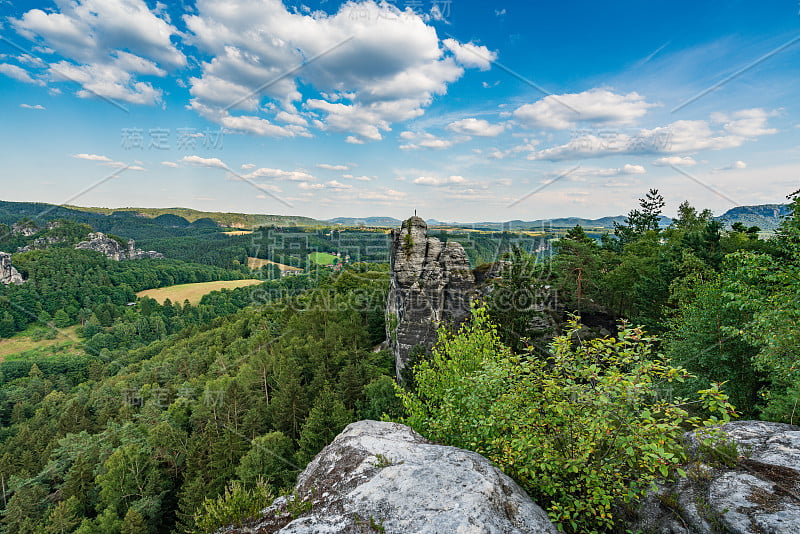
193,480,273,533
399,305,735,533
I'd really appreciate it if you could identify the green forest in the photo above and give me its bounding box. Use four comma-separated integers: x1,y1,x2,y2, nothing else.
0,189,797,533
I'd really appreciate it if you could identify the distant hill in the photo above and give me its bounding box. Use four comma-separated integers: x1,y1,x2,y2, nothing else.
716,204,790,231
64,205,322,228
328,216,402,227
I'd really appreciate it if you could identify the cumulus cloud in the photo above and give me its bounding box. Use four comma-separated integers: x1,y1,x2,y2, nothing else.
399,130,455,150
412,175,466,186
180,155,229,170
513,88,655,130
652,156,697,166
242,167,316,182
442,39,497,70
73,152,144,170
446,118,505,137
183,0,489,141
20,103,45,110
529,111,777,161
11,0,184,104
317,163,350,171
161,161,178,168
711,108,778,137
0,63,45,86
342,174,372,181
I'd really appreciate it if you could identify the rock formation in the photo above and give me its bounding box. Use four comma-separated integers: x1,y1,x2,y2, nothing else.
0,252,24,285
225,420,557,534
386,216,475,378
633,420,800,533
75,232,164,261
11,221,38,237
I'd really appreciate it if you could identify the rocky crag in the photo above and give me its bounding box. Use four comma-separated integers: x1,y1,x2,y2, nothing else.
385,216,475,378
0,253,24,285
633,420,800,533
75,232,164,261
225,420,557,534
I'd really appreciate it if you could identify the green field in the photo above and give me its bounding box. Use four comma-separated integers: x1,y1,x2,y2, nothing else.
308,252,339,265
0,326,82,361
136,279,263,304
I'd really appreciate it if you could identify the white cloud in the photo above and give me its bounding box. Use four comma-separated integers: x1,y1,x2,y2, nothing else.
183,0,487,141
317,163,350,171
241,163,256,170
529,111,776,161
446,118,505,137
0,63,45,86
12,0,184,105
73,153,112,162
399,130,456,150
413,175,466,186
713,160,747,173
20,103,45,110
180,155,229,170
711,108,778,137
442,39,497,70
342,174,372,181
161,161,178,168
652,156,697,166
513,88,655,130
621,164,646,174
242,167,316,182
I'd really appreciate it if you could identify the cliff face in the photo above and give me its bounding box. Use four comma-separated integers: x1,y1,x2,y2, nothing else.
386,216,475,378
0,253,24,285
225,420,557,534
75,232,164,261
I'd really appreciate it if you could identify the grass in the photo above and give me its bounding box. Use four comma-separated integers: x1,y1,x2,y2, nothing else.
136,279,263,305
0,326,82,361
308,252,338,265
247,257,303,272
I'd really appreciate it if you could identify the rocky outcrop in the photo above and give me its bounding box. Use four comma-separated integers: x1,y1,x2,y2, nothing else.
386,216,475,378
0,253,24,284
75,232,164,260
11,221,38,237
633,421,800,533
227,420,557,534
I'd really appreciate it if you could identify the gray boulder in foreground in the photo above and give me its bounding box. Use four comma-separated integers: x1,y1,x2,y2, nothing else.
633,420,800,533
229,420,557,534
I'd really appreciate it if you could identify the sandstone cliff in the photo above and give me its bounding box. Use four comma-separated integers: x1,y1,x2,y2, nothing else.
0,253,24,285
75,232,164,261
385,216,475,378
224,420,557,534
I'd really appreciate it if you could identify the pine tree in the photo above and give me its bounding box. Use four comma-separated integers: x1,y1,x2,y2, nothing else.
296,387,352,464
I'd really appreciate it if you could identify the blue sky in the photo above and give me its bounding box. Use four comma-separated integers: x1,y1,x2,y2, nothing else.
0,0,798,222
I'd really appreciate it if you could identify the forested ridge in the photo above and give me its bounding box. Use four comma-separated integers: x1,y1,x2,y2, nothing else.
0,189,798,533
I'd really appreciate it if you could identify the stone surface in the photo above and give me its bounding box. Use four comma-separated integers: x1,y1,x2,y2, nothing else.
0,252,24,285
230,420,557,534
75,232,164,260
386,216,475,378
632,420,800,534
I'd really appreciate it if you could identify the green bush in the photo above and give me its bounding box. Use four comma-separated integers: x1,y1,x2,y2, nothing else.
399,305,735,533
193,481,273,532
